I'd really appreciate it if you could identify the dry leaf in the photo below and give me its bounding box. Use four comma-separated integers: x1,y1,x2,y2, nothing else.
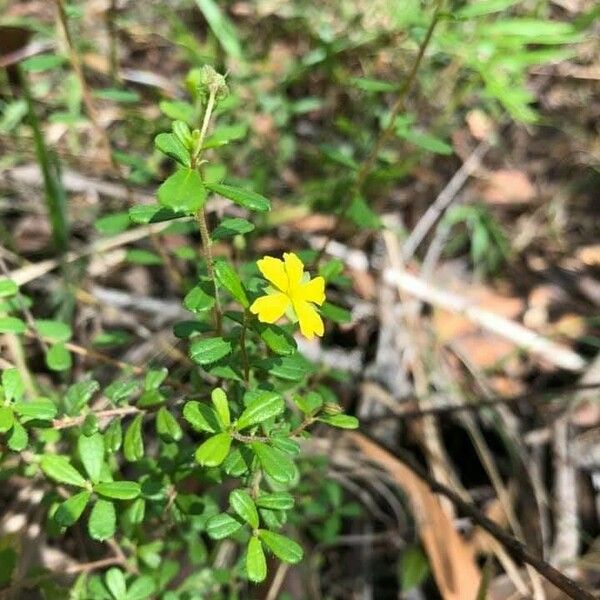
349,432,481,600
483,170,536,204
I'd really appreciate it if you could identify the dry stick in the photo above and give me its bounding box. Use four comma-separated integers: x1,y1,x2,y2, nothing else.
53,0,114,170
402,137,492,261
7,221,172,286
358,381,600,424
382,268,587,372
314,0,445,265
348,431,595,600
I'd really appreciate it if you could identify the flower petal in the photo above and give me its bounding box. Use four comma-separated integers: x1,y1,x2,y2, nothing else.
257,257,288,292
292,299,324,339
250,292,290,324
298,276,326,306
283,252,304,290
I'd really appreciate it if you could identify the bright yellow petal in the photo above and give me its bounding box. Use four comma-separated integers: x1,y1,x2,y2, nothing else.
298,276,326,306
250,292,290,324
256,256,288,292
283,252,304,290
292,299,324,339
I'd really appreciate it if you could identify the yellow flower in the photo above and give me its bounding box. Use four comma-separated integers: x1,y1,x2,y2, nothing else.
250,252,326,339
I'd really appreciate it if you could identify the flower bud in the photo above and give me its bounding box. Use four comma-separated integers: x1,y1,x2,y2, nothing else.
322,402,343,415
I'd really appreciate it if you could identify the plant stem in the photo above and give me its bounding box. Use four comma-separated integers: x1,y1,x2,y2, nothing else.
18,66,69,255
193,88,222,335
196,207,222,334
313,0,445,265
54,0,115,171
240,312,251,384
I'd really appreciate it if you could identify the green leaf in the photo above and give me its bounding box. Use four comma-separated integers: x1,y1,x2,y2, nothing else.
46,343,72,371
183,282,215,313
0,278,18,297
193,0,243,59
93,88,140,103
0,548,16,588
263,353,314,382
211,388,230,428
400,545,430,591
137,388,164,408
251,442,295,484
124,415,144,462
214,259,249,308
78,433,104,484
54,491,91,527
183,401,220,433
159,100,195,124
320,302,351,324
346,195,381,229
35,319,72,342
256,492,294,511
189,337,232,365
246,537,267,583
41,456,86,487
204,123,248,148
128,204,187,224
397,128,453,156
7,420,27,451
94,481,141,500
88,499,116,541
21,53,66,72
106,567,127,600
349,76,397,93
317,414,359,429
0,406,14,433
0,316,26,334
155,132,190,166
455,0,519,18
259,530,303,564
105,380,138,403
294,391,323,415
236,391,283,431
155,407,183,442
204,183,270,212
95,212,130,235
13,398,57,421
320,145,359,170
104,420,123,453
195,432,231,467
126,498,146,525
230,489,259,529
206,513,243,539
158,168,206,214
257,323,297,356
125,249,162,266
144,368,168,390
2,368,24,402
212,217,254,240
126,575,156,600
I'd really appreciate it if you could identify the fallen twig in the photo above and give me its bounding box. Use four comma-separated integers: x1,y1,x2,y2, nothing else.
349,431,595,600
383,267,587,372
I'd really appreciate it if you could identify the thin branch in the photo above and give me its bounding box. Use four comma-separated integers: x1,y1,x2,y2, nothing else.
53,0,115,170
53,406,141,430
349,431,595,600
358,381,600,423
382,267,587,372
314,0,445,265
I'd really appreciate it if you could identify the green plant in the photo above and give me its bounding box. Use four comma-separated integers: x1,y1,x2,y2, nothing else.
0,65,358,597
444,203,510,277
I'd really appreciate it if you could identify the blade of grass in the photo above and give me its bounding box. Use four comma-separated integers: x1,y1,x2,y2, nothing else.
18,65,69,255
